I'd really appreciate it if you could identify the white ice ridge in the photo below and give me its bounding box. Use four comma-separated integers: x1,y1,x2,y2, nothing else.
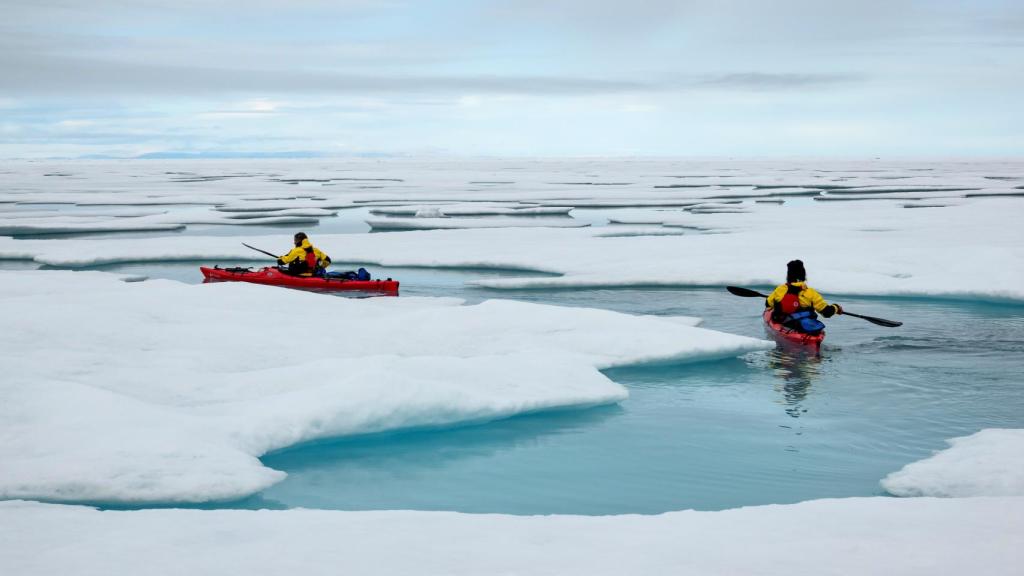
881,429,1024,497
0,270,768,504
369,203,573,216
3,196,1022,300
0,207,327,235
366,216,589,230
3,497,1023,575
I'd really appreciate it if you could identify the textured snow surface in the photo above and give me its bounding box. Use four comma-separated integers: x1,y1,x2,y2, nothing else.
881,429,1024,497
369,203,573,216
4,196,1022,299
366,216,589,230
3,497,1023,576
0,270,768,504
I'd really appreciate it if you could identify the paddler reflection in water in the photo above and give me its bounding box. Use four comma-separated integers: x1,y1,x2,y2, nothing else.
768,348,822,417
765,260,843,334
277,232,331,276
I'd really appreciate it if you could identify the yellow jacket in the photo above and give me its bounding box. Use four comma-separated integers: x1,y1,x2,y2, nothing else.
765,281,831,312
279,239,331,274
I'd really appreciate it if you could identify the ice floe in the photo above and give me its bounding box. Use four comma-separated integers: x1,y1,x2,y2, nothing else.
881,429,1024,497
2,496,1022,575
0,270,768,503
4,158,1021,215
366,216,589,231
4,194,1021,300
369,204,573,217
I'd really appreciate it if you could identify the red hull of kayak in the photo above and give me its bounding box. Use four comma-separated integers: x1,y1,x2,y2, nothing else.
200,266,399,293
762,309,825,348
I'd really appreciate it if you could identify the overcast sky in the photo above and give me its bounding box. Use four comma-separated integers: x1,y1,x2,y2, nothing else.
1,0,1022,158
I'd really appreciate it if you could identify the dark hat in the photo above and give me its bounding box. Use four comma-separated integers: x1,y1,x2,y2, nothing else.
786,259,806,283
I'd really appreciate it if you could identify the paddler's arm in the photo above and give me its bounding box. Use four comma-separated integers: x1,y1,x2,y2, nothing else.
278,246,304,265
764,284,787,308
806,286,843,317
315,248,331,267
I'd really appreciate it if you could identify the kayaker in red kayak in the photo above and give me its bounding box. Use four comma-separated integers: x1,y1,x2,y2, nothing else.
277,232,331,277
765,260,842,334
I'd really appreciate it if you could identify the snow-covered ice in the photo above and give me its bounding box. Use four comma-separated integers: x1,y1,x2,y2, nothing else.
366,216,589,230
0,270,768,504
881,429,1024,497
3,195,1021,300
2,158,1023,574
2,496,1022,576
369,203,573,217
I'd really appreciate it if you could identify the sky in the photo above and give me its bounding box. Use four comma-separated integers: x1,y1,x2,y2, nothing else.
1,0,1022,158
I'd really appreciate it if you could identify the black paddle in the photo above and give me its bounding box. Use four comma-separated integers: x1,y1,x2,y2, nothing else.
242,242,279,260
725,286,902,327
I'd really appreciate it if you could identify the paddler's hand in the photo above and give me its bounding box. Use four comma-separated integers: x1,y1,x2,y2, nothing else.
823,304,842,318
276,258,284,265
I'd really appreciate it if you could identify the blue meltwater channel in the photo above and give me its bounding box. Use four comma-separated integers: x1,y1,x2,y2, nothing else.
233,286,1024,514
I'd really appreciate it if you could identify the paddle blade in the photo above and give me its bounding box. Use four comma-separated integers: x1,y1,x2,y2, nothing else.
843,311,902,328
726,286,768,298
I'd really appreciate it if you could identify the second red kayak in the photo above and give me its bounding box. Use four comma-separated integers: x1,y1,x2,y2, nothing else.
200,266,399,293
762,308,825,348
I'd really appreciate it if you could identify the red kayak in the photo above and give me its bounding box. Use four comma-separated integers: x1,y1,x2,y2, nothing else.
200,266,399,293
762,309,825,348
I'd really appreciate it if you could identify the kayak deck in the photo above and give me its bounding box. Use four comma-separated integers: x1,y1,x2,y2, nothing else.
762,309,825,348
200,266,399,293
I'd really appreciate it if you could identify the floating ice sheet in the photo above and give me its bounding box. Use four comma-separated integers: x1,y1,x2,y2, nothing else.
881,429,1024,497
4,195,1021,300
366,216,589,230
370,204,573,217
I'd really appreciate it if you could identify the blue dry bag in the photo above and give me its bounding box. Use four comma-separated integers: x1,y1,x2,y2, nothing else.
788,310,825,334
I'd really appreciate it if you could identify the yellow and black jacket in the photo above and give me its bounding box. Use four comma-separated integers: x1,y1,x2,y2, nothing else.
765,281,840,317
279,239,331,276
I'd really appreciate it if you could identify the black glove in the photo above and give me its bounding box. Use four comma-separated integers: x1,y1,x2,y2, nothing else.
276,258,285,266
822,304,842,318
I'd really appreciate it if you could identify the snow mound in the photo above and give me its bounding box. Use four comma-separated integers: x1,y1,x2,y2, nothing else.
881,429,1024,497
0,270,769,504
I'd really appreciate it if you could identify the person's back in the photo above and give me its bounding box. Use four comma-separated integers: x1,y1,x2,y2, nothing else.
765,260,842,333
278,232,332,276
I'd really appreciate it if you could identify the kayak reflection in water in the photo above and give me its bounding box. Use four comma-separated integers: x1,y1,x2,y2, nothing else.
768,346,823,418
277,232,332,277
764,259,843,335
